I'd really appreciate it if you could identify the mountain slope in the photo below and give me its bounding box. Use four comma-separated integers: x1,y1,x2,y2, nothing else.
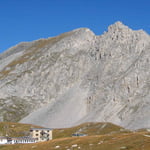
0,22,150,129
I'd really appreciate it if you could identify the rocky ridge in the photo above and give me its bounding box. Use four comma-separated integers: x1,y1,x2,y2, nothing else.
0,22,149,129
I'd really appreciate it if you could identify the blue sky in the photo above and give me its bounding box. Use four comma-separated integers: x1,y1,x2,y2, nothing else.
0,0,150,53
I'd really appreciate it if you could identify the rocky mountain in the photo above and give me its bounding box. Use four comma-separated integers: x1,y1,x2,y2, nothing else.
0,22,149,130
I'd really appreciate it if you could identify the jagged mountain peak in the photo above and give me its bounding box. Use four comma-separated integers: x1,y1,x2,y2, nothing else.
107,21,149,37
108,21,129,30
97,21,150,50
98,21,133,44
107,21,133,35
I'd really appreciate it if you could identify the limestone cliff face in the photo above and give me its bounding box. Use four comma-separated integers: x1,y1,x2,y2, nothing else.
0,22,149,129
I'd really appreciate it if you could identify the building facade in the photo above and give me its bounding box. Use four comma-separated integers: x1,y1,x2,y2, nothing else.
0,136,37,144
30,128,52,142
11,137,37,144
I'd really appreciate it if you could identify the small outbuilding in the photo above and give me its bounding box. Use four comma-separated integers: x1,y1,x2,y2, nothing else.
72,133,87,137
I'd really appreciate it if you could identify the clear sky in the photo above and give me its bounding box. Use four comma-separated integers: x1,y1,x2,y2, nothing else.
0,0,150,53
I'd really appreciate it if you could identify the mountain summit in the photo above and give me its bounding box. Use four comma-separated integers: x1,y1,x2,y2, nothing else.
0,22,150,129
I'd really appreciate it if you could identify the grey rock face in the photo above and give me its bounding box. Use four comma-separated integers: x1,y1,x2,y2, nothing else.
0,22,149,129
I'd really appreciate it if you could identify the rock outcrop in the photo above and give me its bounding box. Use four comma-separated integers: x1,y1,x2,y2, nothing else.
0,22,149,129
